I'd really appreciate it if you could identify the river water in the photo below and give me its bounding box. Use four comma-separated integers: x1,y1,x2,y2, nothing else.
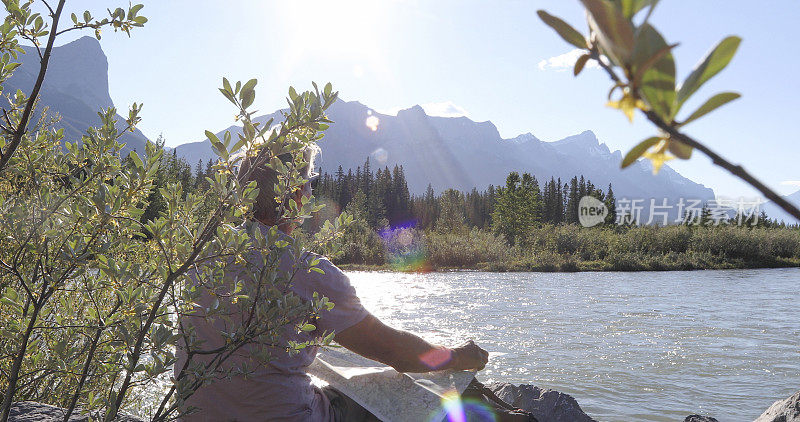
347,268,799,422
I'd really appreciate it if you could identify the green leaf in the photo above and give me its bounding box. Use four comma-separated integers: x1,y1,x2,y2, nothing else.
581,0,635,65
619,0,658,19
621,136,660,168
241,78,257,94
241,89,255,109
536,10,587,49
676,36,741,111
667,139,692,159
128,150,143,169
301,323,316,332
631,24,676,121
240,79,257,109
206,130,228,159
679,92,740,127
206,130,221,147
574,53,590,76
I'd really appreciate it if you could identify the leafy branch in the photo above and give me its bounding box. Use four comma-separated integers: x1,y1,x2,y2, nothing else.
537,0,800,221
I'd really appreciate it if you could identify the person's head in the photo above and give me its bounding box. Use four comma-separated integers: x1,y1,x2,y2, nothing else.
237,144,320,230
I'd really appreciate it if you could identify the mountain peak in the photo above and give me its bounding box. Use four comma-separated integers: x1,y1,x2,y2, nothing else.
175,99,714,205
59,35,102,50
552,130,598,145
508,132,540,144
397,104,427,118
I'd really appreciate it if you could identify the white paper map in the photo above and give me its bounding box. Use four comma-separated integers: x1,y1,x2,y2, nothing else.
308,347,476,422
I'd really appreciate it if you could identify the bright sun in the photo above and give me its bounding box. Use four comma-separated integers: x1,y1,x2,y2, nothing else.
277,0,388,59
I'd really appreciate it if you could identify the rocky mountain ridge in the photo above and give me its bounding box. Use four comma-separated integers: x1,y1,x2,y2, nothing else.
176,99,715,208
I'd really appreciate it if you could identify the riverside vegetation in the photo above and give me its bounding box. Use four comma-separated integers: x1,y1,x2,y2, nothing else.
141,152,800,272
304,158,799,272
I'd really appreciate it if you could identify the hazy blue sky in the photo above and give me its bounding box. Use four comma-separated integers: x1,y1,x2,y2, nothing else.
54,1,800,198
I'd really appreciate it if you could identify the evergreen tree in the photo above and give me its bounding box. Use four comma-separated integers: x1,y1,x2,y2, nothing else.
492,172,541,245
333,166,346,208
437,189,466,232
605,183,617,225
565,176,580,224
422,184,438,229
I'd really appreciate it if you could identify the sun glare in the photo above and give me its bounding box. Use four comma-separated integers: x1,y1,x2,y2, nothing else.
276,0,389,77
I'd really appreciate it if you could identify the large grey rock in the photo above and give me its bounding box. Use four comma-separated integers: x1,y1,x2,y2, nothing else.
8,402,143,422
9,402,89,421
487,382,596,422
684,416,718,422
755,390,800,422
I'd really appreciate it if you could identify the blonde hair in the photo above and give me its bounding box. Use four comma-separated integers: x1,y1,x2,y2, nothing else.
237,144,320,224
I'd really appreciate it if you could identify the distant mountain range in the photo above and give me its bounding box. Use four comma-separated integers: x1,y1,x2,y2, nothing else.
763,190,800,224
11,36,722,213
176,100,715,210
6,36,148,155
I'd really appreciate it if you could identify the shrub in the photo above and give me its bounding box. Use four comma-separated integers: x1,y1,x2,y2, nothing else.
426,228,509,268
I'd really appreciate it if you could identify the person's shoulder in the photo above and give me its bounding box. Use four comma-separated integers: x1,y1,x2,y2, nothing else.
287,252,359,302
301,252,346,281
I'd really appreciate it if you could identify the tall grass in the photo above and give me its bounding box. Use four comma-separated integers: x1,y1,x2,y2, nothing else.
329,223,800,272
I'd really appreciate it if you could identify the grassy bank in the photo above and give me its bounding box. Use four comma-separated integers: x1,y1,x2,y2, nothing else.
324,225,800,272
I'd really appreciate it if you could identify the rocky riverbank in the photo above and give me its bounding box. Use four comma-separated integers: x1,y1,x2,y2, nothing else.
8,386,800,421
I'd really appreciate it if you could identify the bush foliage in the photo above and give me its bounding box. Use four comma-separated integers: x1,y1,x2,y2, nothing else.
0,3,345,420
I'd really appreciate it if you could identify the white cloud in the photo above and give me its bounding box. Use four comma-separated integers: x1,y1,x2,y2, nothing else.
374,106,402,116
780,180,800,187
420,101,469,118
538,49,599,72
375,101,469,118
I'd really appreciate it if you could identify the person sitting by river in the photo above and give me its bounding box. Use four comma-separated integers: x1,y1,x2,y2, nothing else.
175,145,493,421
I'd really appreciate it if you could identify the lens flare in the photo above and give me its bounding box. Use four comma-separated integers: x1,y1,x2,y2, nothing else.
419,348,452,370
440,390,466,422
379,223,432,272
365,115,380,132
371,147,388,164
429,391,497,422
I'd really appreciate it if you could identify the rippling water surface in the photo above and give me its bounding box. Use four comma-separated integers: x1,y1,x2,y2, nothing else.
347,269,799,422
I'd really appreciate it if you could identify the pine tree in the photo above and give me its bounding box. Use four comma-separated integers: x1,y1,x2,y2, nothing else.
361,157,372,196
437,189,466,232
491,172,537,245
334,165,346,208
605,183,617,225
565,176,580,224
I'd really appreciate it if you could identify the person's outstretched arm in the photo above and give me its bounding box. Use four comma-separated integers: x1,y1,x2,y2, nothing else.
334,314,488,373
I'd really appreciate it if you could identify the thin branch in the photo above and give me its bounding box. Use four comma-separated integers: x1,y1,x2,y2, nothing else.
590,51,800,221
41,0,55,16
643,110,800,220
0,0,67,174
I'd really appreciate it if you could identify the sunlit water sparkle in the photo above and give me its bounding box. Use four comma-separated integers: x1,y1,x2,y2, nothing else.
347,268,800,422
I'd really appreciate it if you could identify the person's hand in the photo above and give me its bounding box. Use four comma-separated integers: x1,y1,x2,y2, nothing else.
450,340,489,371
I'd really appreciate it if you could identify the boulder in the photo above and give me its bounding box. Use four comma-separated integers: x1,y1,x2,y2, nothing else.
487,382,596,422
8,402,143,422
684,416,718,422
754,390,800,422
